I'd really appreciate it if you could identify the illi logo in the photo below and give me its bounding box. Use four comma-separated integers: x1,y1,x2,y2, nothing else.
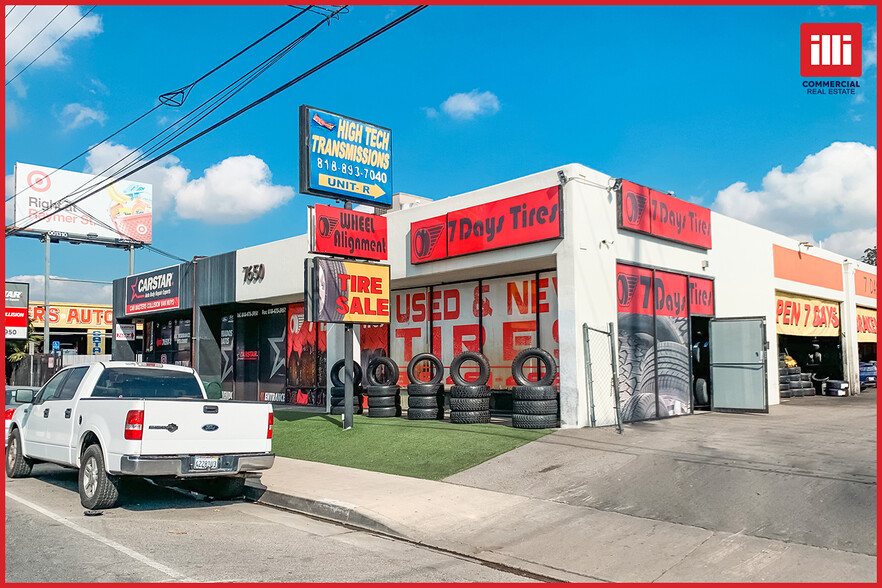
318,216,338,237
617,275,639,306
412,223,444,260
625,191,648,225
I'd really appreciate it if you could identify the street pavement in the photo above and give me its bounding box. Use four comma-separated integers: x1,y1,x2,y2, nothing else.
246,389,877,583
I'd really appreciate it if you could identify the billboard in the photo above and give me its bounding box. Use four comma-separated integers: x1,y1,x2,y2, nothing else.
411,186,562,264
308,258,390,324
13,163,153,243
299,105,393,208
5,282,29,340
774,291,840,337
311,204,388,261
125,266,181,315
618,179,712,249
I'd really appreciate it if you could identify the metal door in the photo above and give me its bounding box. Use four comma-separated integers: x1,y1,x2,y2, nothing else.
709,317,768,413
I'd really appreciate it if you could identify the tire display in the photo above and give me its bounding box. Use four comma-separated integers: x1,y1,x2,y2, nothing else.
366,356,399,387
511,413,557,429
329,384,362,415
330,360,362,388
510,385,557,400
406,382,440,396
407,352,444,385
367,406,400,418
511,347,558,387
407,407,440,420
449,397,490,412
407,395,438,409
450,384,491,398
448,383,491,424
450,410,490,424
79,444,121,510
512,399,557,415
449,351,490,386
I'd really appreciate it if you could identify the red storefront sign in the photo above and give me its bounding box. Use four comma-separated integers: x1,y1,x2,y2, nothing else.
619,180,712,249
616,264,654,315
688,277,715,316
411,186,561,264
313,204,387,261
654,271,688,318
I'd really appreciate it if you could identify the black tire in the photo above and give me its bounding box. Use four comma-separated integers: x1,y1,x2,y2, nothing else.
407,407,440,420
800,373,812,382
367,395,400,408
330,395,361,407
787,367,800,375
449,384,491,398
693,378,709,405
5,428,33,478
407,395,438,409
407,352,444,385
827,380,848,389
197,477,246,500
512,399,558,415
511,347,558,387
407,382,442,396
449,351,490,386
778,368,788,376
330,360,362,388
450,410,490,424
449,397,490,411
366,356,399,387
510,385,557,400
780,389,791,398
368,406,400,418
79,444,121,510
511,413,557,429
364,384,399,397
778,382,790,390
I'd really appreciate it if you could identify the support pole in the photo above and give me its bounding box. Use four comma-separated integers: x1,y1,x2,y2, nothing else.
43,236,50,354
129,245,135,275
582,324,596,428
343,323,354,430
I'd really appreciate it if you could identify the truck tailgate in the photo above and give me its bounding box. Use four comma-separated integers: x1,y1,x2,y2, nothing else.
139,400,271,455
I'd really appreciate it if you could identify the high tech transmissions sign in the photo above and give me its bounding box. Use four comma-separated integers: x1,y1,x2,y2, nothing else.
299,105,392,208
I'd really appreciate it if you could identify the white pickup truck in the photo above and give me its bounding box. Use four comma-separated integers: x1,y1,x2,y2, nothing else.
5,361,274,509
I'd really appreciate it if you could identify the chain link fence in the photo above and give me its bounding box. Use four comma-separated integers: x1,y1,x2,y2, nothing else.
583,323,622,432
7,354,65,387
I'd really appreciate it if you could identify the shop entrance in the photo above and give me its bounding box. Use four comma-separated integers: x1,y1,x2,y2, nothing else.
690,316,711,410
778,334,843,381
708,316,768,413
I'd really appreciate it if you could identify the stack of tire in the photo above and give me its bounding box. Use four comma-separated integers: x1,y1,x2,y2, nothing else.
510,347,559,429
406,352,445,420
777,355,814,397
448,351,492,424
824,379,849,397
328,360,363,415
364,357,402,418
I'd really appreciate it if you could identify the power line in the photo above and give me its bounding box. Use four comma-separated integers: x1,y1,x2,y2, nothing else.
6,6,16,18
6,5,37,39
7,5,427,237
6,6,95,86
7,6,316,205
5,5,68,66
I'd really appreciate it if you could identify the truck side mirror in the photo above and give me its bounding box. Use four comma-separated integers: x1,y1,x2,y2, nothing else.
17,390,35,404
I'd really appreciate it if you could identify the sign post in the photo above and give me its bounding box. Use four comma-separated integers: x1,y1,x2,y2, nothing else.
344,323,354,430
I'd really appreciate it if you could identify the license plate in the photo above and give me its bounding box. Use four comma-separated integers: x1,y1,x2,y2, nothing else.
194,456,219,470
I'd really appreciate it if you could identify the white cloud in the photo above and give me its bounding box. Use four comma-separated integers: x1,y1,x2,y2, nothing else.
175,156,295,224
864,29,877,71
85,141,189,220
712,142,877,258
422,107,439,119
4,5,102,84
818,227,878,259
9,274,113,305
439,90,500,120
58,103,107,131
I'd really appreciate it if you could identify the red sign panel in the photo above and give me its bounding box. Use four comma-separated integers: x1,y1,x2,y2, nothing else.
411,187,561,264
654,271,688,318
313,204,387,261
619,180,712,249
688,277,715,316
801,23,862,78
616,264,654,316
411,214,448,263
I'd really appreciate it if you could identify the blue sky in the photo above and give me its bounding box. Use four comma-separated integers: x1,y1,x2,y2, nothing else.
4,4,877,304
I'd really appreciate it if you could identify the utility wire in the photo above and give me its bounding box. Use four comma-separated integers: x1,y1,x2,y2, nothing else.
6,6,95,86
8,5,427,237
5,5,67,66
6,6,315,205
6,6,16,18
6,5,36,39
12,5,339,224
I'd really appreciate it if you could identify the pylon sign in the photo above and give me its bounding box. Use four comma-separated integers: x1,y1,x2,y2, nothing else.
299,105,393,208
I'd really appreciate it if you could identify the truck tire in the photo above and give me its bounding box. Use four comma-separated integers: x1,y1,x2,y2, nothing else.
511,347,558,386
407,382,441,396
449,397,490,411
449,410,490,424
407,407,440,420
449,351,490,386
407,352,444,385
79,444,121,510
199,476,246,500
366,356,399,386
512,399,558,415
407,395,438,409
367,395,400,408
449,384,491,398
5,429,33,478
511,385,557,401
367,406,400,418
511,413,558,429
330,360,362,388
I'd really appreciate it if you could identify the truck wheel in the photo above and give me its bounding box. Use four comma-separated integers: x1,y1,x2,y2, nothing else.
79,444,121,510
5,429,33,478
199,477,246,500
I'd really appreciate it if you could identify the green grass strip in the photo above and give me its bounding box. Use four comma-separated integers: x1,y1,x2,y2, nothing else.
272,410,553,481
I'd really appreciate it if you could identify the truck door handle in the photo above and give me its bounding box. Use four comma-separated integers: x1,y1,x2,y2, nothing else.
65,408,72,419
43,408,50,418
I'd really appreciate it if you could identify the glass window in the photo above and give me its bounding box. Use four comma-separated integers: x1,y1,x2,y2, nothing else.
55,367,88,401
35,370,70,404
92,368,203,399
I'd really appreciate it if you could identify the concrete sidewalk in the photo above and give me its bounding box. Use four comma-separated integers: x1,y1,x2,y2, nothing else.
244,393,877,583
